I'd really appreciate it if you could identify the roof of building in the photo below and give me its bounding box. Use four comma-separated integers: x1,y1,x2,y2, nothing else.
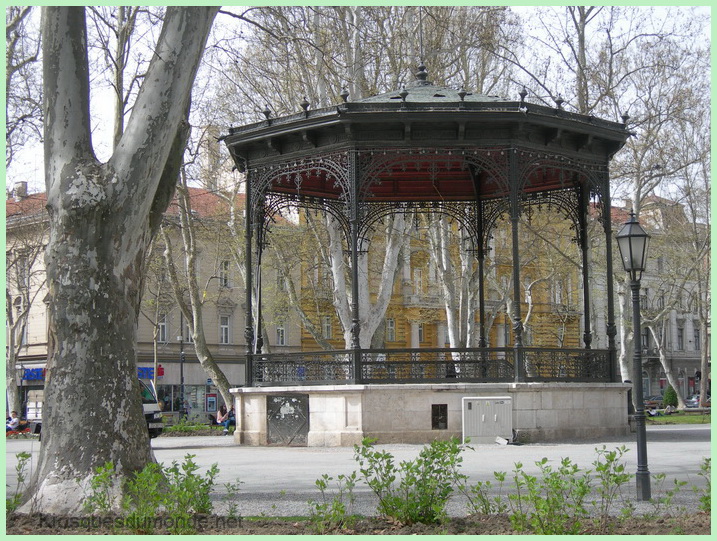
7,187,245,222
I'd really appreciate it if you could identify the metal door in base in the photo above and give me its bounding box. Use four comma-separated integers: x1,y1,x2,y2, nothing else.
267,394,309,446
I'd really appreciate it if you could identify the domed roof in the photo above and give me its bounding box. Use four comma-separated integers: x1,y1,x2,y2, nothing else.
354,64,508,105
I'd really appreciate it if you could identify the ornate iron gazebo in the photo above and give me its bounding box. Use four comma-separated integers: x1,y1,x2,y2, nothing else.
224,66,629,388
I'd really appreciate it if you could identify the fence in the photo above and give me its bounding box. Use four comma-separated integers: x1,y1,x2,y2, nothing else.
248,347,611,386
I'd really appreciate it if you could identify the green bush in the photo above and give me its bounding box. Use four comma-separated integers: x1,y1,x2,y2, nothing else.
308,472,358,533
663,386,678,407
122,462,165,534
507,457,591,535
354,437,467,525
6,452,32,516
694,457,711,512
82,462,119,515
82,454,220,534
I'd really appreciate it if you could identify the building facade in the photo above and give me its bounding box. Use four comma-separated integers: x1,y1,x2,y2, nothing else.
6,185,302,423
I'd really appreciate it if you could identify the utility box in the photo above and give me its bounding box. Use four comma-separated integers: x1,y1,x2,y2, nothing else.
462,396,512,444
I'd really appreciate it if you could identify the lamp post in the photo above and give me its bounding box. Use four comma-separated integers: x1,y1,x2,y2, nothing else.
616,210,651,501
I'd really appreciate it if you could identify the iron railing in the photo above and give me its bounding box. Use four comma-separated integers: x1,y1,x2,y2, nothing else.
249,347,611,387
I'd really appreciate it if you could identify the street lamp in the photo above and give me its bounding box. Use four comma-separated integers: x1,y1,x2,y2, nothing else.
616,210,651,501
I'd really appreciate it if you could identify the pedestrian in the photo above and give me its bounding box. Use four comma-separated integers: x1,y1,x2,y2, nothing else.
217,404,228,425
6,411,20,432
221,406,236,435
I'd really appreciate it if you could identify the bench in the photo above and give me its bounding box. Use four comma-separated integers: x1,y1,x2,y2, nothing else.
682,408,710,415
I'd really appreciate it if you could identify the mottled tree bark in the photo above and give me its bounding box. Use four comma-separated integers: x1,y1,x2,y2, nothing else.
25,6,217,515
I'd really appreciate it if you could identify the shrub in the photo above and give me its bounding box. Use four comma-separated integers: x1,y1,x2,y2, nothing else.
82,454,220,534
122,462,165,534
507,457,591,535
308,472,358,533
6,452,32,516
354,437,467,525
82,462,119,515
693,457,711,512
591,445,632,527
662,386,678,407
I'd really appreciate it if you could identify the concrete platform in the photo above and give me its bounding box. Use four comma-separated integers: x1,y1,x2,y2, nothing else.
231,382,632,446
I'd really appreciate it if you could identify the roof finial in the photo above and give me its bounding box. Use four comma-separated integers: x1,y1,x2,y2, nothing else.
415,62,429,84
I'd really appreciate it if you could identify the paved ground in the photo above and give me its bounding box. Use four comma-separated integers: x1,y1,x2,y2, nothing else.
6,424,711,517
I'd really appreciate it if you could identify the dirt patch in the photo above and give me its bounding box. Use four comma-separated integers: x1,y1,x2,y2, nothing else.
6,512,710,535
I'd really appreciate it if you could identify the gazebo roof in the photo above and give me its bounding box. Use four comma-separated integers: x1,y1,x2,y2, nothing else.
224,66,629,204
354,65,506,105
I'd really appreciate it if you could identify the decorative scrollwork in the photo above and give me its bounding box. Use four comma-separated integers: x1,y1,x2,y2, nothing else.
249,152,351,215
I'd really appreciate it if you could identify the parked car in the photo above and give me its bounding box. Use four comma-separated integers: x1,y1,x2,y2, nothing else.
685,394,710,408
644,395,664,409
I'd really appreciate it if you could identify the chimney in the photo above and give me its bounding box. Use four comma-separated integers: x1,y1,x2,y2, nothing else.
14,181,28,201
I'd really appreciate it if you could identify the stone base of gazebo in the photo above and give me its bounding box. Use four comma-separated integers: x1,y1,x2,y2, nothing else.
231,382,631,446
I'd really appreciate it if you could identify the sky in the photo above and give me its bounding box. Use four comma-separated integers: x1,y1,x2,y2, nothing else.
4,4,712,198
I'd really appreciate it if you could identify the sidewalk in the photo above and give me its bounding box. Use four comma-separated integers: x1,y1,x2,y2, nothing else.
145,424,711,517
7,424,710,518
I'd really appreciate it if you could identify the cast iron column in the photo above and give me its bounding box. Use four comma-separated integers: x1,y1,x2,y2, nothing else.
579,184,592,349
603,181,618,382
477,200,487,348
244,171,254,386
348,150,362,382
254,200,266,354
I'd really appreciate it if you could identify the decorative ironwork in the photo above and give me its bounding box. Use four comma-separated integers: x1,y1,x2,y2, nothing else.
262,192,350,243
357,200,479,243
522,347,611,381
249,347,611,386
359,348,514,383
249,152,351,214
253,351,353,386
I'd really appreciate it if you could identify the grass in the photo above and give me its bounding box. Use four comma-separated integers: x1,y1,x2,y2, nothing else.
645,411,711,425
162,421,226,434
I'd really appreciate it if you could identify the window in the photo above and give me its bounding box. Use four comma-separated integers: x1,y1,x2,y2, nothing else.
641,327,649,350
184,319,194,343
157,314,167,343
276,322,286,346
219,260,231,288
418,323,424,343
694,326,701,351
676,327,684,351
15,255,29,289
321,316,332,339
13,297,27,346
413,268,423,295
220,315,231,344
431,404,447,430
386,318,396,342
552,279,563,305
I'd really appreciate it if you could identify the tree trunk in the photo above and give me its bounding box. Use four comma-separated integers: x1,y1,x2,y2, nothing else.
617,283,632,381
173,182,234,408
25,6,216,515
